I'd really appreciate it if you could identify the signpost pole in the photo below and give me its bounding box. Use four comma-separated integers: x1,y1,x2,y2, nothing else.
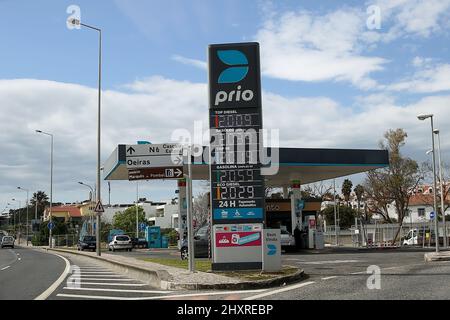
136,182,139,238
185,145,195,273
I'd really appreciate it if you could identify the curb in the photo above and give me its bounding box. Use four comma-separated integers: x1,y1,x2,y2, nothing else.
43,248,306,291
424,251,450,262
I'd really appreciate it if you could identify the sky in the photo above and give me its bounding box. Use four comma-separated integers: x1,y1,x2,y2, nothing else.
1,0,450,210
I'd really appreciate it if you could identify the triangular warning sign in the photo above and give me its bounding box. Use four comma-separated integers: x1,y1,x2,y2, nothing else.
94,201,105,213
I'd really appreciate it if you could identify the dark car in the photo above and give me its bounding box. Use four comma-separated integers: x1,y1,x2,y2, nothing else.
77,236,96,251
131,237,148,249
180,225,210,260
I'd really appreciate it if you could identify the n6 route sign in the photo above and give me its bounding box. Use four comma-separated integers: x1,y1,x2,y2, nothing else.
125,144,183,169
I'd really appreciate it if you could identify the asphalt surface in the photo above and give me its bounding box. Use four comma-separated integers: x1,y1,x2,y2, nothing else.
2,246,450,300
0,246,66,300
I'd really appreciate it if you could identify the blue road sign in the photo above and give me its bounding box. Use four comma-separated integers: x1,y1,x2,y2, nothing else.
48,222,55,230
139,223,146,231
430,211,435,219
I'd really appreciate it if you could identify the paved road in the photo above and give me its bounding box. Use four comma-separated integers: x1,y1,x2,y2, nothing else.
0,246,66,300
3,246,450,300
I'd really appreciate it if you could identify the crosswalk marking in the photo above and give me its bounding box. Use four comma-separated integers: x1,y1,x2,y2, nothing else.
63,287,173,294
77,282,148,287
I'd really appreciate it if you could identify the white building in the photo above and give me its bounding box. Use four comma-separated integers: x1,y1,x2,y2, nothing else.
103,200,179,230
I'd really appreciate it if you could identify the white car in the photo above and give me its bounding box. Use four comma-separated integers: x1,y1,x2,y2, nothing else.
1,236,15,249
280,229,296,251
108,235,133,252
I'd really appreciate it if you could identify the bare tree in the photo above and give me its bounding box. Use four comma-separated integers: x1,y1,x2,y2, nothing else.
193,192,210,229
364,129,423,242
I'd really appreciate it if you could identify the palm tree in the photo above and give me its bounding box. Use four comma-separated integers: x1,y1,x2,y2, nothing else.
354,185,364,216
30,191,49,219
342,179,353,206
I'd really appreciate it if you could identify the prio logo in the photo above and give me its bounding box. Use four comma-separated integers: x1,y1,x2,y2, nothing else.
217,50,249,84
214,49,254,106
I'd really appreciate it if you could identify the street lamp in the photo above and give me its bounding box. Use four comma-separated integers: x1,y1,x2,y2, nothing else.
417,114,439,252
36,129,54,248
433,129,448,248
70,18,102,257
17,187,30,246
11,198,21,244
78,182,95,236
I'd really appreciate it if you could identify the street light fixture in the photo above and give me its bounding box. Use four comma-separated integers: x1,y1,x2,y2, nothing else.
36,129,54,248
417,114,440,252
433,129,448,248
17,187,30,246
70,18,102,257
78,182,95,236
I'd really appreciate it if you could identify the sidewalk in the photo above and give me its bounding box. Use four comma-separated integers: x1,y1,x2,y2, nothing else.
424,250,450,262
42,247,305,290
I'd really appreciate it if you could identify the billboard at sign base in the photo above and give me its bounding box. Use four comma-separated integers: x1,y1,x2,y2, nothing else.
213,224,263,264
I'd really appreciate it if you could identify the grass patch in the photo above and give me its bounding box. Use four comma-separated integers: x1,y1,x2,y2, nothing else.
139,258,299,281
140,258,212,272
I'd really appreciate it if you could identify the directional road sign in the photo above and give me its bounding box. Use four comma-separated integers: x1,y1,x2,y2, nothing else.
128,167,184,181
48,221,55,230
430,211,435,219
125,144,182,157
125,143,183,169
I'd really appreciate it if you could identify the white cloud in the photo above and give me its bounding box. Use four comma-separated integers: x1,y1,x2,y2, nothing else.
171,55,207,70
2,77,450,207
388,63,450,93
255,8,387,89
373,0,450,39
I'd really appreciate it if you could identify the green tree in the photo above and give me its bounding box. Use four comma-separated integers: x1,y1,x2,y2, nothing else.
30,191,49,219
364,129,423,242
112,206,146,233
321,205,356,229
342,179,353,205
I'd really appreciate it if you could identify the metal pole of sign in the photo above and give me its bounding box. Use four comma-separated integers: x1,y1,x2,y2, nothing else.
136,182,139,238
434,130,447,248
185,145,195,273
333,179,337,246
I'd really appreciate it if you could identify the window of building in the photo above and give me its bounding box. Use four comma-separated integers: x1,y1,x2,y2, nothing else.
418,208,425,217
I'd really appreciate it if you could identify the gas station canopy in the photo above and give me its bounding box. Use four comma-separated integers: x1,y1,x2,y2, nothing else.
103,145,389,187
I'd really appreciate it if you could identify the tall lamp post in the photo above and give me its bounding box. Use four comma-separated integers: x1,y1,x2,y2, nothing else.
434,129,447,248
11,198,21,244
78,182,95,236
70,18,102,256
36,130,54,248
17,187,29,246
417,114,439,252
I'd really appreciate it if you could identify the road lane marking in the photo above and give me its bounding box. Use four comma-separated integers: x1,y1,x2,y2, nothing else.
78,282,148,286
35,253,71,300
321,276,338,280
79,272,116,275
57,289,267,300
1,266,10,271
350,271,366,275
63,287,173,294
243,281,316,300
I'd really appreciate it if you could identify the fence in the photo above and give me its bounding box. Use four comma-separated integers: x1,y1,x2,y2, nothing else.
324,221,450,248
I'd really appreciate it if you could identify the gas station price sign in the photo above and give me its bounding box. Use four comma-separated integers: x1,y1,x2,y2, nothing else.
209,42,265,225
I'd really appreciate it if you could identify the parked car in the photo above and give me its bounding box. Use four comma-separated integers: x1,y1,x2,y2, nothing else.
280,229,296,251
108,234,133,252
131,237,148,249
1,236,15,249
77,236,96,251
180,225,210,260
403,228,444,246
